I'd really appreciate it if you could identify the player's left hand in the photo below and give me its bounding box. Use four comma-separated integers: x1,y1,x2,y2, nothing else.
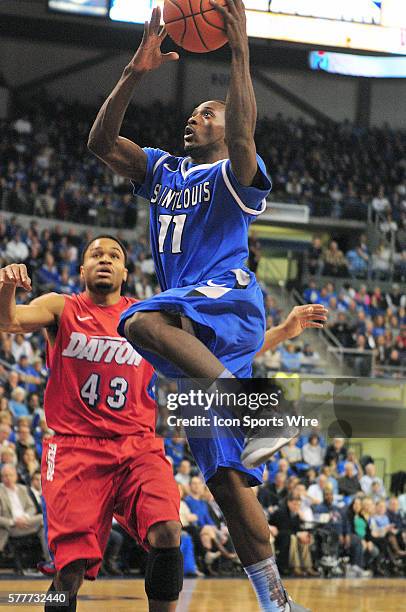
282,304,328,340
210,0,248,54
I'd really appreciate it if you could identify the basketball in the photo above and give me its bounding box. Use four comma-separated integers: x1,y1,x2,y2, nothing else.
163,0,228,53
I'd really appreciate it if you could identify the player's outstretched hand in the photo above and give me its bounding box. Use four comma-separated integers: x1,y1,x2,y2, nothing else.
283,304,328,340
0,263,32,291
129,6,179,74
210,0,248,54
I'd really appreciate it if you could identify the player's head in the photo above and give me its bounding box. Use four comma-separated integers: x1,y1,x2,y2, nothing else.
80,235,128,294
184,100,226,157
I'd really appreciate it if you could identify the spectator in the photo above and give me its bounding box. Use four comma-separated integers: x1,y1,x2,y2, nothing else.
175,459,192,492
258,471,288,516
9,387,30,420
0,465,50,563
323,241,348,277
184,477,215,528
360,463,386,497
18,448,40,485
307,237,323,276
325,438,347,467
302,435,325,470
27,470,42,515
269,492,317,577
338,462,361,499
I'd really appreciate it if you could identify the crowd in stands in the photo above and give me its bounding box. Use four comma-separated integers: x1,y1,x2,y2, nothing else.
0,96,183,229
307,231,406,283
164,433,406,579
1,97,406,227
302,276,406,376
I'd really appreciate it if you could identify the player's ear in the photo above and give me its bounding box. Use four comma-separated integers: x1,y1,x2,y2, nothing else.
123,267,128,283
79,265,85,282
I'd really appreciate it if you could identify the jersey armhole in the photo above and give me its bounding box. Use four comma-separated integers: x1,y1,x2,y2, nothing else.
221,161,267,217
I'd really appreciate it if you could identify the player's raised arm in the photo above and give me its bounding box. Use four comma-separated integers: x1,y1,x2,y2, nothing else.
211,0,257,186
256,305,328,356
0,264,64,334
87,6,179,180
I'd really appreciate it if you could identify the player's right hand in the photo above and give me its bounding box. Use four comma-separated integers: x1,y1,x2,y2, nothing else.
129,6,179,74
0,263,32,291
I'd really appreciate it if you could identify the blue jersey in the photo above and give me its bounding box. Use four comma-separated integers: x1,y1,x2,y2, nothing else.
132,149,272,291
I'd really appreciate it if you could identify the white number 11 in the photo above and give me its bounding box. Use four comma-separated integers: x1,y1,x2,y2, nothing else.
158,214,186,254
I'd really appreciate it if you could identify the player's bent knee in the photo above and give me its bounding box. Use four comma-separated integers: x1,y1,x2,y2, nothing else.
147,520,182,548
145,546,184,602
124,312,160,349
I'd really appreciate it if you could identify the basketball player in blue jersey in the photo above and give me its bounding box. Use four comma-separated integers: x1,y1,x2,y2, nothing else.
88,2,323,610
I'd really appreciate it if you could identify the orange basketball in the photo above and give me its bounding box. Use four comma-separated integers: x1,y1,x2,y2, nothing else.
163,0,228,53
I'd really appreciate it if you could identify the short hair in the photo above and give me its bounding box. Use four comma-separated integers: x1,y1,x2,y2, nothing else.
80,234,128,266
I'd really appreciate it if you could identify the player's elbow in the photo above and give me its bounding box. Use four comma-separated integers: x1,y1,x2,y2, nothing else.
87,132,113,159
0,320,20,334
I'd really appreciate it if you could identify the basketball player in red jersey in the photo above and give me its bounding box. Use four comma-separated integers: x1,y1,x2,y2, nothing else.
0,236,182,612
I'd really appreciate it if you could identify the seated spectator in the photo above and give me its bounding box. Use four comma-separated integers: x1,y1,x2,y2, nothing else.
307,474,329,506
338,462,361,499
330,312,354,347
9,387,30,420
372,186,391,214
307,236,323,276
15,355,43,394
325,438,347,467
320,466,338,495
0,336,16,367
314,488,366,576
372,241,391,280
269,492,318,577
0,424,14,454
347,497,379,574
302,435,325,470
281,438,302,468
0,465,50,563
303,279,320,304
300,344,321,373
0,448,18,469
18,448,40,485
279,343,301,372
36,252,60,292
11,334,33,364
27,471,42,515
386,497,406,556
255,347,281,373
164,434,186,470
360,463,386,497
346,235,369,278
258,471,288,517
15,425,36,463
322,241,348,277
184,477,215,529
293,483,315,525
175,459,192,492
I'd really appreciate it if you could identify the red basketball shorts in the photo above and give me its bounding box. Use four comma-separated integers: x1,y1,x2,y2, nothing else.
41,434,180,579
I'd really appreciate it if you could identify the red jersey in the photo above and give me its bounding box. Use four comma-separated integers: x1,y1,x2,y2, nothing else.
44,293,156,437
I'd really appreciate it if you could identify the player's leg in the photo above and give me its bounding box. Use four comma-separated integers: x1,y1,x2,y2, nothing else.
124,310,230,380
45,560,86,612
41,436,116,611
207,467,289,612
114,437,183,612
145,521,183,612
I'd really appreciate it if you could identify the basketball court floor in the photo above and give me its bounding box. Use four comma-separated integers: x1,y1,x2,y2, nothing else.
0,578,403,611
